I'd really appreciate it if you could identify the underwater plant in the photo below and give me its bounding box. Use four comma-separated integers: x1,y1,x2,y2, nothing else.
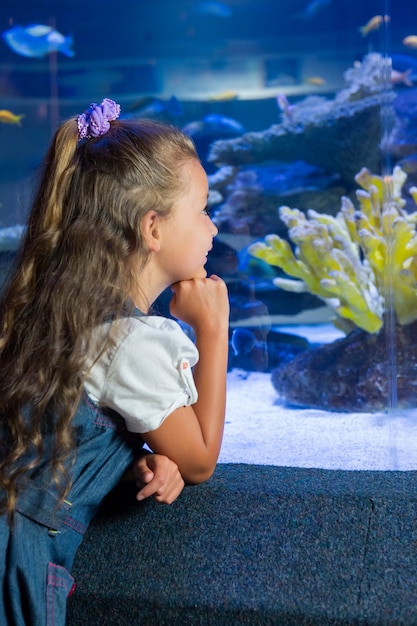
249,165,417,334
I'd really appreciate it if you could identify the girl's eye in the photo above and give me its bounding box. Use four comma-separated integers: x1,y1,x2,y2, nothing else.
202,205,211,217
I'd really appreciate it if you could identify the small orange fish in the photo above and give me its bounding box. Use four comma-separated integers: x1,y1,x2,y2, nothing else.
403,35,417,49
208,90,239,101
359,14,390,37
305,76,326,86
0,110,25,125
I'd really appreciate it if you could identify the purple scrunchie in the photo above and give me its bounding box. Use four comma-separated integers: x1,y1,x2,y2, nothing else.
77,98,121,140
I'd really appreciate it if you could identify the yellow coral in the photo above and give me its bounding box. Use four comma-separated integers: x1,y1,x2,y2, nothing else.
249,166,417,333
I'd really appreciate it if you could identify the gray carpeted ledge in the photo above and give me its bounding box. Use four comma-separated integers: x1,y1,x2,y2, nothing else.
67,464,417,625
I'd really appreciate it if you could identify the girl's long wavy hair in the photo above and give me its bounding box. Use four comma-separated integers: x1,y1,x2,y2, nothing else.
0,117,198,518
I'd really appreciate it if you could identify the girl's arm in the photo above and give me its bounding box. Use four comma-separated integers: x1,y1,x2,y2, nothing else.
142,275,229,484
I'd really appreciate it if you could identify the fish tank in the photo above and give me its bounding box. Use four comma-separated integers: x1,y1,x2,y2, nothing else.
1,0,416,471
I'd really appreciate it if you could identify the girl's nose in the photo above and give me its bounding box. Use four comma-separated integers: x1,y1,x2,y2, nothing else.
211,219,218,237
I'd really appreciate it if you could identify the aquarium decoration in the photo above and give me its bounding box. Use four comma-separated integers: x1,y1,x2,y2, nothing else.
208,53,394,187
249,165,417,334
269,316,417,412
248,166,417,412
207,53,399,252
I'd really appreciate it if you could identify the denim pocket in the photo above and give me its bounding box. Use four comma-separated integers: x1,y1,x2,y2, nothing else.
46,562,76,626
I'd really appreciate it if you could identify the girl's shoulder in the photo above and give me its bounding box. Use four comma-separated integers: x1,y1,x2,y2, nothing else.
114,313,183,334
104,315,194,354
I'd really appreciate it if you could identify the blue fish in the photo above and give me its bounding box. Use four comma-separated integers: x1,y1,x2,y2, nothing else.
183,114,245,140
123,96,183,121
192,1,233,17
204,114,244,134
2,24,74,58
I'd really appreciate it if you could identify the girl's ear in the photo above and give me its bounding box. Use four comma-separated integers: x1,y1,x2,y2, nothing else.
141,211,161,252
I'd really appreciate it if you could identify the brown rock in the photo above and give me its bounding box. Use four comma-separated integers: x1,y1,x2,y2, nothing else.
271,322,417,412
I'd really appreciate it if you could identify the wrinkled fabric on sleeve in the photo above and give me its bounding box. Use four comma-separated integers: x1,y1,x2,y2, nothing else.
84,316,199,433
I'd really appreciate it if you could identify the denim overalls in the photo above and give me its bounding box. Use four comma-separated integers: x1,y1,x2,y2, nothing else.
0,392,144,626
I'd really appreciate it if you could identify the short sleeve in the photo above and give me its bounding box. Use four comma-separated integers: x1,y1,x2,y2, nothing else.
84,316,199,433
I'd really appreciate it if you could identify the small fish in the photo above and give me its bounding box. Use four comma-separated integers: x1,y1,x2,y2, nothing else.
358,15,390,37
183,114,244,139
208,90,239,101
276,93,294,119
192,1,232,17
403,35,417,49
391,68,413,87
2,24,74,58
203,113,244,133
0,109,25,125
124,95,183,120
304,76,326,86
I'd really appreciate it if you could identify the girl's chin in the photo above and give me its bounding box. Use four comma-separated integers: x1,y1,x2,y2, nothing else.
187,266,208,280
196,267,208,278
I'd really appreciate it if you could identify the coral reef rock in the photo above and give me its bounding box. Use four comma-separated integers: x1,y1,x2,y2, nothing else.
272,321,417,412
210,161,344,241
208,54,395,187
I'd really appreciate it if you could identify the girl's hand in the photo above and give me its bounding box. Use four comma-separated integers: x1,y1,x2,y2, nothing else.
134,453,185,504
170,274,229,333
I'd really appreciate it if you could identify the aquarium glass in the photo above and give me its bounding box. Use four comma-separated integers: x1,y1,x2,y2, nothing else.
1,0,417,470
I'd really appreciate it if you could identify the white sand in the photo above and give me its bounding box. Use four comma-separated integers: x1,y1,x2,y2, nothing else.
219,363,417,472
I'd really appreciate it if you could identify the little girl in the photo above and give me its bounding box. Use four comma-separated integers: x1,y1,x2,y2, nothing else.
0,99,229,625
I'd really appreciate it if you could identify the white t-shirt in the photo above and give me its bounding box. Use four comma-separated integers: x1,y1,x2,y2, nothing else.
84,315,199,433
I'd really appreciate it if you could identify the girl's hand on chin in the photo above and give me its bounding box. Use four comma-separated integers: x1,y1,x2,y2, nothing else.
169,274,229,332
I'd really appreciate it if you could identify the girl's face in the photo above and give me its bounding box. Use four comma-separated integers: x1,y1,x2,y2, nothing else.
158,159,218,284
